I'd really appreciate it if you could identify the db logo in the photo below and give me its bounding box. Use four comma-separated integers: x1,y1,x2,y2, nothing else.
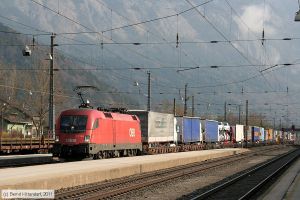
129,128,135,137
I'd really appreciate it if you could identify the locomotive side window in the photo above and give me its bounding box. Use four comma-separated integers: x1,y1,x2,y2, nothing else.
60,115,88,133
92,119,99,130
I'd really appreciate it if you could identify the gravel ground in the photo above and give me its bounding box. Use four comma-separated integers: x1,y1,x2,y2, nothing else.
112,145,296,200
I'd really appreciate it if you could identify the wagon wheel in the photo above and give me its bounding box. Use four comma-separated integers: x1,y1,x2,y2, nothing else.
127,149,132,157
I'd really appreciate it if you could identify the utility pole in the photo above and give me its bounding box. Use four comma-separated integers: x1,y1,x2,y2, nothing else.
173,98,176,116
280,118,282,129
224,101,227,121
1,104,5,134
245,100,248,126
192,96,194,117
184,83,188,116
49,33,56,138
147,71,151,111
238,104,241,124
245,100,248,147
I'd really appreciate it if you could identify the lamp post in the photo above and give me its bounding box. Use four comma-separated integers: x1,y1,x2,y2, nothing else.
245,100,248,147
192,96,194,117
147,71,151,111
224,101,227,121
238,104,241,124
184,83,188,116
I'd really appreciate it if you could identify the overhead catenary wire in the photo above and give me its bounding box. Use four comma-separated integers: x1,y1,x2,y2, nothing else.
0,17,154,105
0,62,297,71
30,0,214,35
224,0,286,109
3,19,292,99
55,0,219,92
0,8,178,90
1,1,298,123
0,15,51,35
27,0,177,70
2,23,298,92
179,0,295,92
185,0,276,94
27,0,225,93
0,83,79,100
1,36,300,47
72,0,230,93
0,21,296,89
29,0,217,90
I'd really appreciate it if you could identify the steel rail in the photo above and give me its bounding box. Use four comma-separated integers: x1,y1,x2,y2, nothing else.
55,146,284,199
190,148,300,200
239,151,299,200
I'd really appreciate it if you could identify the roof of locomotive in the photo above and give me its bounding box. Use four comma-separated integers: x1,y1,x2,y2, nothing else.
59,108,140,122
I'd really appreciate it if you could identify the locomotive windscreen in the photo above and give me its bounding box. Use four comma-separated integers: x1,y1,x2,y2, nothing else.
60,115,88,133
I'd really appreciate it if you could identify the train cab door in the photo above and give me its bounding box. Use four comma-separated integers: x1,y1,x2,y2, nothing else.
91,118,99,142
112,120,116,148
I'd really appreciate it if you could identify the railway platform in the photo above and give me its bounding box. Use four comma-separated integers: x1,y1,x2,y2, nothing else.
0,148,248,190
261,157,300,200
0,154,53,168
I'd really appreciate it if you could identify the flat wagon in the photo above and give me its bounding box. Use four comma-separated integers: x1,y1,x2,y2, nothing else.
0,136,53,154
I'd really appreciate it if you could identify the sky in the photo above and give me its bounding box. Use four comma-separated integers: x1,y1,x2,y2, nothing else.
0,0,300,127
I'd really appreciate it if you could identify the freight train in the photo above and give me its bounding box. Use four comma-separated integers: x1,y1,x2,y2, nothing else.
52,103,296,159
53,107,142,159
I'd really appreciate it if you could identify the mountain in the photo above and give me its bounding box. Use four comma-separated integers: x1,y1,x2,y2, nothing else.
0,22,140,119
0,0,300,127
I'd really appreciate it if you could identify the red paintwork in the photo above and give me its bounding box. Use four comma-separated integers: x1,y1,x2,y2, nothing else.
55,108,141,146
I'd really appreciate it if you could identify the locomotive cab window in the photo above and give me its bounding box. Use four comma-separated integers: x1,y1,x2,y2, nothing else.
60,115,88,133
93,119,99,130
132,115,137,120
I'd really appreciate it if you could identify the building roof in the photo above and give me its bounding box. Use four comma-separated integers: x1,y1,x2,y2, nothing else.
0,99,32,125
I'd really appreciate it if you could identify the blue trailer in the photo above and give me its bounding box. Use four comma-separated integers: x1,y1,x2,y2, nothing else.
175,117,201,143
202,120,219,143
252,126,260,142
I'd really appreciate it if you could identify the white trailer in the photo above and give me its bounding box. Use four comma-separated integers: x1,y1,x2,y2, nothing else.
235,124,244,142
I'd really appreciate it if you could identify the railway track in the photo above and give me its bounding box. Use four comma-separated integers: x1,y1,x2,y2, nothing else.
55,146,286,200
0,143,279,169
188,148,300,200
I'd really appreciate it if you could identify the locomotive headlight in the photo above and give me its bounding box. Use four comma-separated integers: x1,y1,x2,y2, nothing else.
55,136,59,142
84,135,90,142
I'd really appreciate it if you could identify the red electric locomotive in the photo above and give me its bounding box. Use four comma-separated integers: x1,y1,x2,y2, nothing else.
53,104,142,159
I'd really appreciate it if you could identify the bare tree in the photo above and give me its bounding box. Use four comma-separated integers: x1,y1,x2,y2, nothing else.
0,64,18,104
